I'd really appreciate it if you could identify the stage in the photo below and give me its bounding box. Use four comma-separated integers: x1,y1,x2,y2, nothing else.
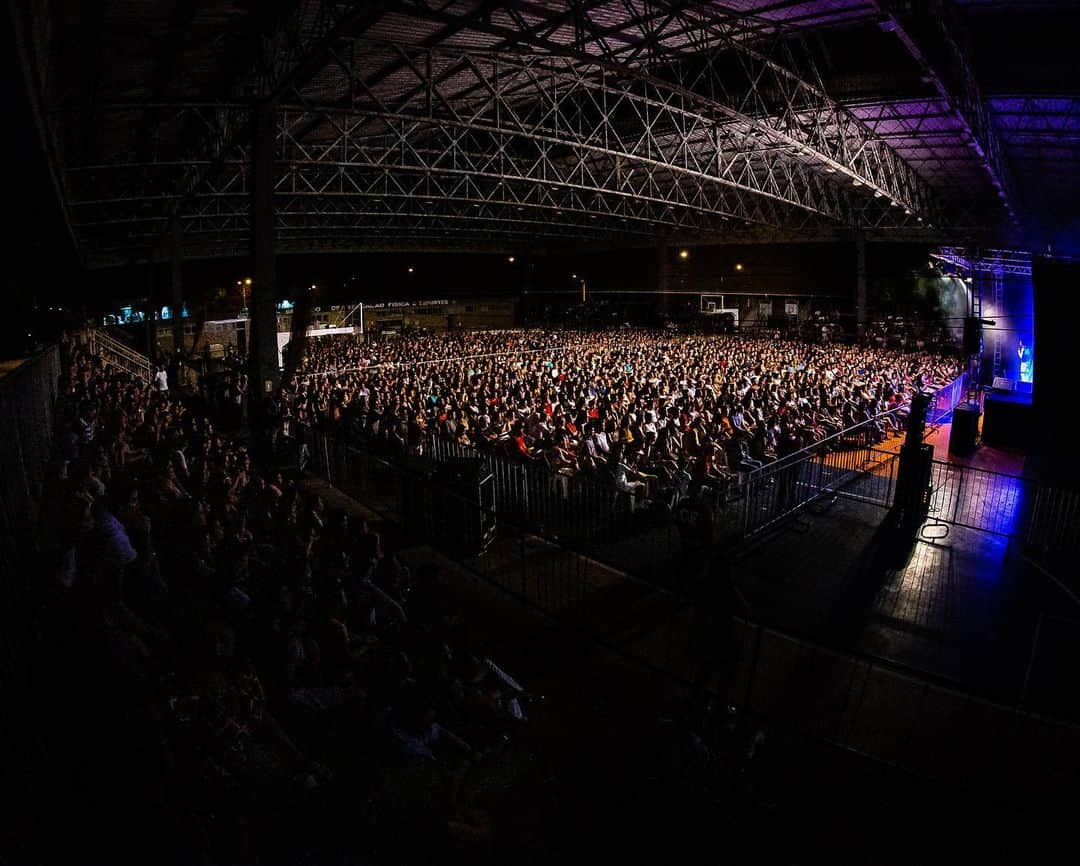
982,389,1034,451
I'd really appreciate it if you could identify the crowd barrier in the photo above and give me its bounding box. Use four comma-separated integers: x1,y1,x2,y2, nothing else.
771,442,1080,601
0,344,61,759
310,414,1080,814
0,345,61,582
740,373,968,539
310,372,972,584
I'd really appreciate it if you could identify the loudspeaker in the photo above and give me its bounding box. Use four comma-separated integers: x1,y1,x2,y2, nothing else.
892,443,934,521
949,402,980,454
399,455,436,541
963,317,982,356
427,458,497,556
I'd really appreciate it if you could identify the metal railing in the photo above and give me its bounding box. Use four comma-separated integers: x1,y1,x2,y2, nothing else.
1,344,61,746
84,327,153,383
741,436,899,537
926,371,969,428
740,373,968,540
798,443,1080,602
0,345,61,569
1027,486,1080,582
309,427,1080,814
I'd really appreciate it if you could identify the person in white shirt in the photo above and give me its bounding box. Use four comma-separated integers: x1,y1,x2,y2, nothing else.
154,366,169,394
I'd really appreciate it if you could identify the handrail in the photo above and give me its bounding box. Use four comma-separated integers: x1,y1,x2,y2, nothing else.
85,327,153,383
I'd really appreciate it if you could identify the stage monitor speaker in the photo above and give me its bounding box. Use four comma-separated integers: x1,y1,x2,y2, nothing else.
963,316,982,356
949,402,980,455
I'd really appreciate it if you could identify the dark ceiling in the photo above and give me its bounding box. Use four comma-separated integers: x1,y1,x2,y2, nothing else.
10,1,1080,266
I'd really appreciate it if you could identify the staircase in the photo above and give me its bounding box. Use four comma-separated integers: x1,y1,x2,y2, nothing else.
85,327,153,383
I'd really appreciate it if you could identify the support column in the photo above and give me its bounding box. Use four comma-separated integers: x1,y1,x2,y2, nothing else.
250,100,280,398
855,231,867,339
145,258,158,362
170,218,185,356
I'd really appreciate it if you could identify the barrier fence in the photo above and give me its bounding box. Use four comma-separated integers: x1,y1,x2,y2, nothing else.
310,372,972,586
0,345,61,579
740,374,968,539
1027,486,1080,583
310,420,1080,813
762,442,1080,600
926,372,969,429
1,344,61,763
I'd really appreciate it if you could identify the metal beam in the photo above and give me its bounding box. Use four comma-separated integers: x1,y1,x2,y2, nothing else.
7,0,82,265
250,100,280,395
68,1,946,262
871,0,1018,224
390,0,940,218
170,217,184,354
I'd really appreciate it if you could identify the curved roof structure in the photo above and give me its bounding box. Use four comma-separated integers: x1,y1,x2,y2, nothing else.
11,0,1079,265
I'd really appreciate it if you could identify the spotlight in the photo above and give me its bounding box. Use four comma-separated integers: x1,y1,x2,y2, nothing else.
852,179,863,187
679,249,690,260
735,263,744,271
508,256,516,263
408,267,415,273
873,190,883,198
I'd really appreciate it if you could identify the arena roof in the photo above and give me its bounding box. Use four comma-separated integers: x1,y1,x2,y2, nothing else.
11,0,1080,266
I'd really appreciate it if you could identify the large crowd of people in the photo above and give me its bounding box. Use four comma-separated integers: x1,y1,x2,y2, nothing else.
26,324,966,861
276,328,961,503
42,338,547,863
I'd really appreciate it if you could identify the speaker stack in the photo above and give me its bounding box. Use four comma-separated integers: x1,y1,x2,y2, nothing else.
963,316,983,357
400,457,497,556
949,402,981,455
